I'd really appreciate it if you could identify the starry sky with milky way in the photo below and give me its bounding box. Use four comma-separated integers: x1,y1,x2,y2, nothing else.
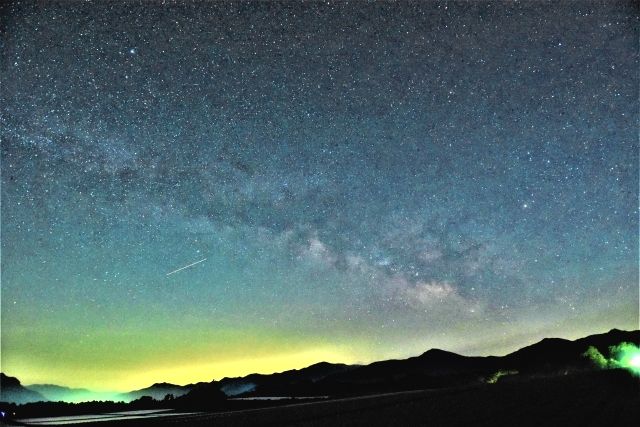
1,1,638,391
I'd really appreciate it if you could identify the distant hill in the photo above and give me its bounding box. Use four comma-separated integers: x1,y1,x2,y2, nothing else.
0,373,48,404
26,384,119,403
218,361,358,397
310,328,640,396
503,328,639,373
120,382,193,401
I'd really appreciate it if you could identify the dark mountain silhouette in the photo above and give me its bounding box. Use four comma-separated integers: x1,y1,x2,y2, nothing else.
218,361,358,396
308,350,495,395
120,382,194,401
502,328,639,373
226,328,639,397
0,373,48,404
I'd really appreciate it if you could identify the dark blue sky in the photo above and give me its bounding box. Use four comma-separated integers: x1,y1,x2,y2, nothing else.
1,1,637,390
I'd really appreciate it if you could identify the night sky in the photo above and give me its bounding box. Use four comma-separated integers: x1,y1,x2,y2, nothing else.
1,1,638,391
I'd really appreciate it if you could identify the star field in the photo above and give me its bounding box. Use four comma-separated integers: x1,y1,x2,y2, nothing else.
1,1,638,390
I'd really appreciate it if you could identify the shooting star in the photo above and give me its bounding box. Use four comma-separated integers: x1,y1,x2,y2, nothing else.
166,258,207,276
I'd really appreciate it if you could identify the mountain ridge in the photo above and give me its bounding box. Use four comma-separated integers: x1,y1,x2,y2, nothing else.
2,328,637,404
0,373,48,404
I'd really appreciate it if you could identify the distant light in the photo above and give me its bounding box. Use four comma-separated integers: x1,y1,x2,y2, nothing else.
609,342,640,376
129,48,136,54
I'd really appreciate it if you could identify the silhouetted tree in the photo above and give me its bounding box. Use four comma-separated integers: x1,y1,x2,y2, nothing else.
130,396,157,410
173,383,226,411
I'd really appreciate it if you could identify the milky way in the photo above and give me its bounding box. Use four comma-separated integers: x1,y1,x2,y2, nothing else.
1,1,637,390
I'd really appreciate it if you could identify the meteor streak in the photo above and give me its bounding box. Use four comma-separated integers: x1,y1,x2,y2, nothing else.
166,258,207,276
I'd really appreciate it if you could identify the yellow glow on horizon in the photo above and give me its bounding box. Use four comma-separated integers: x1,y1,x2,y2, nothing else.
120,346,357,391
4,304,635,393
6,346,359,392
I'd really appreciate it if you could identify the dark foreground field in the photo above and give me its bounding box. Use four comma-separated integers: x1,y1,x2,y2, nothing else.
10,369,638,427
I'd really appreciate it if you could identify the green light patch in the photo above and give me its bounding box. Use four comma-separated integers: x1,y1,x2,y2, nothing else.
485,370,519,384
583,342,640,376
